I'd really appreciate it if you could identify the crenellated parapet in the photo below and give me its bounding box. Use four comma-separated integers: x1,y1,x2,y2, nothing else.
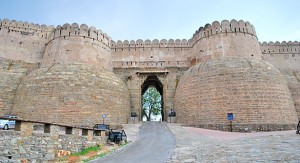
0,18,54,39
191,19,257,45
260,41,300,54
43,23,112,70
260,41,300,70
0,18,55,63
111,39,192,69
47,23,111,48
111,39,192,49
190,19,262,63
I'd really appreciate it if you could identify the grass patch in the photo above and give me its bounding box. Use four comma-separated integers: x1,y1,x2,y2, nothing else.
71,145,102,156
83,141,129,162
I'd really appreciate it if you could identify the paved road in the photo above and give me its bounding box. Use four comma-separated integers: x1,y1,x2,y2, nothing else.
91,122,175,163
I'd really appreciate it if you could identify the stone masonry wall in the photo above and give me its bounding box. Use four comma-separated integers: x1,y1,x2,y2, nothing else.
113,67,187,121
279,69,300,120
261,41,300,70
0,57,39,115
43,23,112,71
260,41,300,119
11,63,130,127
0,122,103,163
174,57,298,132
191,20,261,63
0,19,53,63
111,39,191,69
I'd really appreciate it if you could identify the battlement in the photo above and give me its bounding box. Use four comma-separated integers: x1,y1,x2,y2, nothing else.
190,19,261,62
111,39,192,49
192,19,257,45
47,23,111,48
0,18,54,39
260,41,300,54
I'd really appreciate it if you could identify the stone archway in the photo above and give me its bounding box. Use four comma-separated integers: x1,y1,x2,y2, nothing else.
141,75,164,121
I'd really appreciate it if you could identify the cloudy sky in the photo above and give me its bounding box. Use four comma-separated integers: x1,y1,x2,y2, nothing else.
0,0,299,42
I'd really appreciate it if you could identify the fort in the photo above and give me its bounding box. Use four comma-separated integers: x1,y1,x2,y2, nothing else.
0,18,299,132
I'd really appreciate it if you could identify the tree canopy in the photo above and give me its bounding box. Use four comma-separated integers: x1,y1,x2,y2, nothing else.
142,87,162,121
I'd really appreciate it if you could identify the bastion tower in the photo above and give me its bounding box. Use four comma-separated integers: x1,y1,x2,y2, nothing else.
2,20,131,126
174,20,298,131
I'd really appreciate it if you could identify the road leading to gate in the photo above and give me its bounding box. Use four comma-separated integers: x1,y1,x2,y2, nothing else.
90,122,175,163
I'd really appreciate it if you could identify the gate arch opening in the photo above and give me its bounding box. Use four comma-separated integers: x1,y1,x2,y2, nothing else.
141,75,164,121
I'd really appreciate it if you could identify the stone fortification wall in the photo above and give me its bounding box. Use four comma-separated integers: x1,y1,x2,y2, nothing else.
0,121,104,162
43,23,112,71
174,19,298,131
0,57,39,116
261,41,300,70
175,57,298,131
279,70,300,119
0,19,130,127
191,20,261,63
0,19,54,63
111,39,191,69
11,63,130,127
260,41,300,119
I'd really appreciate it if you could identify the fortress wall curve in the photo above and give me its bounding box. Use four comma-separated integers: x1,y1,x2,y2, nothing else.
11,63,131,126
174,57,298,131
0,19,54,63
260,41,300,119
191,20,261,63
43,23,112,71
175,20,298,131
0,57,39,115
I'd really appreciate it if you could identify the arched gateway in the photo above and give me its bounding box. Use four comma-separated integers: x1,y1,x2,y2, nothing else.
141,75,164,121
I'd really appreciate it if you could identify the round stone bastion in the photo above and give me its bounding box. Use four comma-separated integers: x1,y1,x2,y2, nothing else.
11,63,130,127
174,57,298,132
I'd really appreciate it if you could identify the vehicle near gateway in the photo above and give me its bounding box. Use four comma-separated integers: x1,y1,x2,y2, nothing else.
0,115,19,130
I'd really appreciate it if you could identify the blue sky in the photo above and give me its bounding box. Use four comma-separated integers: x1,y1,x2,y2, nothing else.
0,0,299,42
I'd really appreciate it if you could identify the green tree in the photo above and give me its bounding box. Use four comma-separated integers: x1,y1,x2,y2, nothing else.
142,87,162,121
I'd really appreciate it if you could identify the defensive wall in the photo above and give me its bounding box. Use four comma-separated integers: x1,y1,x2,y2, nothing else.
261,41,300,119
0,18,299,132
190,20,261,64
0,19,131,127
111,39,191,69
0,19,53,63
174,19,298,131
44,23,112,70
0,118,105,162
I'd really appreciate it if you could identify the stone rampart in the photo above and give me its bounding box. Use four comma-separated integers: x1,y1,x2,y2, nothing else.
47,23,110,47
111,39,191,48
0,18,54,36
111,39,192,69
0,120,104,162
0,19,54,63
0,57,39,116
260,41,300,119
11,63,130,127
0,17,299,132
43,23,112,70
191,19,261,63
192,19,257,40
261,41,300,70
174,57,298,132
279,69,300,119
